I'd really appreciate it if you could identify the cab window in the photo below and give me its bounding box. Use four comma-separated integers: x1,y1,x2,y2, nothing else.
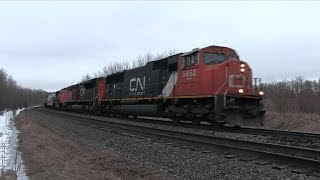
181,53,199,68
230,52,239,60
204,53,227,64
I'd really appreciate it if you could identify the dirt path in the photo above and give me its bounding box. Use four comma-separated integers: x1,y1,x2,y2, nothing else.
15,110,163,180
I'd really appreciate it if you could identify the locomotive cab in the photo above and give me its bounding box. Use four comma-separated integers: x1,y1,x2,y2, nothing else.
174,45,265,126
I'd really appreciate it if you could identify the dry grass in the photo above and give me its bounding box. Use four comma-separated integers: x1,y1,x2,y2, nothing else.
15,112,163,180
264,111,320,134
0,169,17,180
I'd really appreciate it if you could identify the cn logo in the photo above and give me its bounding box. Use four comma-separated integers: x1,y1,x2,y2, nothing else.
130,76,145,92
80,86,86,96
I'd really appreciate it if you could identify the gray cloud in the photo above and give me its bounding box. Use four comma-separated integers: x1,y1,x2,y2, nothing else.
0,1,320,91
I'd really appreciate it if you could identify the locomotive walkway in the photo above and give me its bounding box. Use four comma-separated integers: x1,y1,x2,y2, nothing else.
36,107,320,177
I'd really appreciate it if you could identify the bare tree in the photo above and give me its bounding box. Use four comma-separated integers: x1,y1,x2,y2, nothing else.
0,69,8,110
101,61,131,77
81,73,92,82
0,68,47,111
93,70,104,78
131,50,178,68
101,49,178,75
264,76,320,114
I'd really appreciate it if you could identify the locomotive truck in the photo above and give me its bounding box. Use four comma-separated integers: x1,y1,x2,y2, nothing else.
45,45,265,127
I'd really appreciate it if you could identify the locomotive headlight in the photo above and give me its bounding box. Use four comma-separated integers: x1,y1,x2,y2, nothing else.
240,68,245,72
238,89,244,94
259,91,264,96
240,64,245,68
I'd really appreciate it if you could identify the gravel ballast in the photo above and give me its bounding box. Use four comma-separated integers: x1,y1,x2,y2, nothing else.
43,108,320,149
15,109,163,180
26,108,318,179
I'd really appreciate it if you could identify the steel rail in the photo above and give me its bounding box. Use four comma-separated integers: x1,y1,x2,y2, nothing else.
35,108,320,176
36,107,320,147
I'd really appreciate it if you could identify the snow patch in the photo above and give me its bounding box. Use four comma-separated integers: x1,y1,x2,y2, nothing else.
0,109,28,180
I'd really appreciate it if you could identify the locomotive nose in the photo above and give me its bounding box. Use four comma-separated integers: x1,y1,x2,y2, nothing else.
226,61,252,95
228,75,247,88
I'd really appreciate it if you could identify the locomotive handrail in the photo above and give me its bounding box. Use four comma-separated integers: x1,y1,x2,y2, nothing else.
215,66,229,95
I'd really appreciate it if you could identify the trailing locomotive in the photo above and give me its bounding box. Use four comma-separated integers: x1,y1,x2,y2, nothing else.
45,45,265,127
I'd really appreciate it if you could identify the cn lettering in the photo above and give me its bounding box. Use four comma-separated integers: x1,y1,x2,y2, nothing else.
130,76,145,92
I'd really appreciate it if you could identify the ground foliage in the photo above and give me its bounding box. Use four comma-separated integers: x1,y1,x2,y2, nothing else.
264,76,320,114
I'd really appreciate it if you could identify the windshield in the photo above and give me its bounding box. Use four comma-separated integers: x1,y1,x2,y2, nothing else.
204,53,227,64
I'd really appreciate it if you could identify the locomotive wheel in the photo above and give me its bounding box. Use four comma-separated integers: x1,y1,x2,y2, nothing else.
172,118,180,123
168,111,180,123
191,119,201,125
94,108,101,115
212,121,226,127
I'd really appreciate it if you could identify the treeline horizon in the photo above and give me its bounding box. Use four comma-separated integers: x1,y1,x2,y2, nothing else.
0,68,48,111
264,76,320,114
80,50,177,82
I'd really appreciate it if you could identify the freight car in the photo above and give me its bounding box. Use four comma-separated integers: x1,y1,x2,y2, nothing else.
46,45,265,127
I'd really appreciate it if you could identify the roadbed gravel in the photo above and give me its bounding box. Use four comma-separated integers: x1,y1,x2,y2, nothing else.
22,108,317,180
15,109,163,180
45,108,320,149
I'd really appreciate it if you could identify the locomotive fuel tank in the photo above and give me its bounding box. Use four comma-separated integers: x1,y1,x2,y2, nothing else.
120,104,159,116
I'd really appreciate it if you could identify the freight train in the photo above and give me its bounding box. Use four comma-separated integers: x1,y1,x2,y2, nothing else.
45,45,265,127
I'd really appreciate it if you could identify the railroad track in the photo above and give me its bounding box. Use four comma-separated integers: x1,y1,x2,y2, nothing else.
218,126,320,147
47,108,320,149
115,116,320,149
35,107,320,149
35,107,320,177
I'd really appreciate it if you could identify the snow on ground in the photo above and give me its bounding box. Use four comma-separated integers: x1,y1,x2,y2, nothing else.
0,108,28,179
0,110,13,165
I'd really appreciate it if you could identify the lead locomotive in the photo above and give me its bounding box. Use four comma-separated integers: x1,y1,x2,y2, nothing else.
45,45,265,127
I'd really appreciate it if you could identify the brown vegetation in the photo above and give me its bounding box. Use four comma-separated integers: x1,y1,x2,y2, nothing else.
264,76,320,114
263,77,320,133
15,111,162,180
265,111,320,134
0,169,17,180
0,68,47,111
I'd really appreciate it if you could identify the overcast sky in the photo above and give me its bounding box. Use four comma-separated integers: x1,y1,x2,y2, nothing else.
1,1,320,92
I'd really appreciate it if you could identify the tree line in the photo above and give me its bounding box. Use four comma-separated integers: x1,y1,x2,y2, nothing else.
81,50,177,82
0,68,48,111
264,76,320,114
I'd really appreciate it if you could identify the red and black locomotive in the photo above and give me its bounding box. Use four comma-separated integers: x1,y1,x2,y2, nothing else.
45,45,265,127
